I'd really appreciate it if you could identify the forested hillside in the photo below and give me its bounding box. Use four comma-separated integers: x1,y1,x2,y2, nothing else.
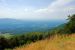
14,14,75,50
14,34,75,50
0,14,75,50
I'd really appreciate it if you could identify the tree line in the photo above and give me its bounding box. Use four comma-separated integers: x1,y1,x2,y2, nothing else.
0,14,75,50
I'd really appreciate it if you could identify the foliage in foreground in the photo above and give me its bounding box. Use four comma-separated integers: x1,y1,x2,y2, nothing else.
14,34,75,50
0,32,51,50
65,14,75,33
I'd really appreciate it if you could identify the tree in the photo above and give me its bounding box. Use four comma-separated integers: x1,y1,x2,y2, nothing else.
65,14,75,33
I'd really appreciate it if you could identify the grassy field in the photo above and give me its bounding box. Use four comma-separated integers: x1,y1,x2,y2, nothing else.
14,34,75,50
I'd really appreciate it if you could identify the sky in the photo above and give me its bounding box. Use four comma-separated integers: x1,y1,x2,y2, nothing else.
0,0,75,21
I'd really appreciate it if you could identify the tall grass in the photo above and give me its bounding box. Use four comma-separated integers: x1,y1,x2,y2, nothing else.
14,33,75,50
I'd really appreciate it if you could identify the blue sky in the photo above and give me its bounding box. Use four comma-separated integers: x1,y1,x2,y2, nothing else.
0,0,75,21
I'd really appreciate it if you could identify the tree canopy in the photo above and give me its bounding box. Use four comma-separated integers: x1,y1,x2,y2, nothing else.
65,14,75,33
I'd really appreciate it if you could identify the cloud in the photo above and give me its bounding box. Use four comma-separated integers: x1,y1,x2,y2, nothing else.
32,0,75,20
0,0,75,21
35,0,75,20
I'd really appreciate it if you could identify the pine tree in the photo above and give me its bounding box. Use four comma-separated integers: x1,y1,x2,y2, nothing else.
65,14,75,33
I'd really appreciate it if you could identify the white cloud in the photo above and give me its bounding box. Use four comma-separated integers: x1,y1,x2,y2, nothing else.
32,0,75,20
0,0,75,21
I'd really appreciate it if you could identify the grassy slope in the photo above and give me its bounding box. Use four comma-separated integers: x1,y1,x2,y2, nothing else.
14,34,75,50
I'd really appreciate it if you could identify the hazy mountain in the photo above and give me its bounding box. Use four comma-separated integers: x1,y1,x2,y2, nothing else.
0,18,66,34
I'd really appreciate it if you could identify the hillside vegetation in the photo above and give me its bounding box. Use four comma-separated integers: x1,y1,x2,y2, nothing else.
14,34,75,50
14,14,75,50
0,14,75,50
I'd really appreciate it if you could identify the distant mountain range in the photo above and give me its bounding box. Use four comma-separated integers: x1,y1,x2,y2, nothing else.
0,18,66,34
